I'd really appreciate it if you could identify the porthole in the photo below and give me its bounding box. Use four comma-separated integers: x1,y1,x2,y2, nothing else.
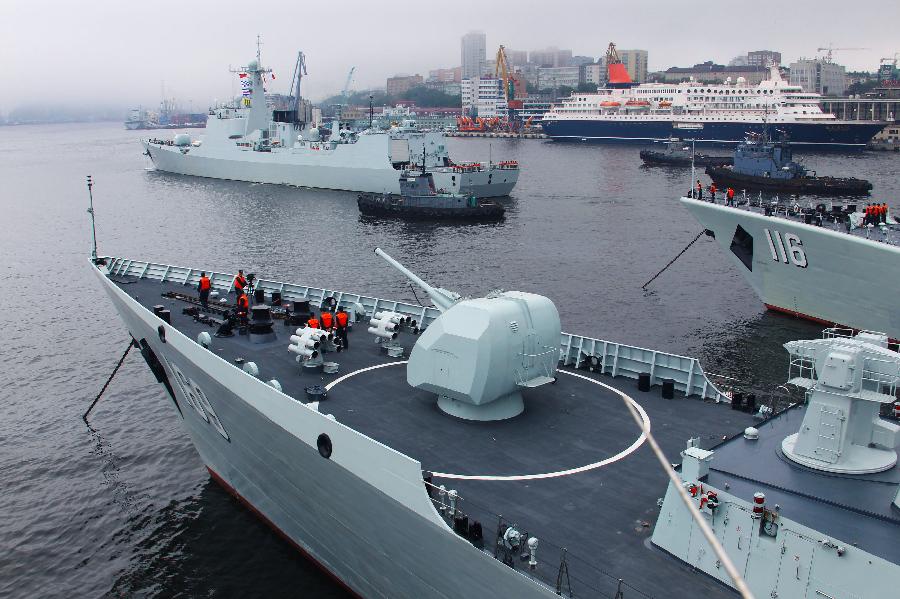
317,433,333,459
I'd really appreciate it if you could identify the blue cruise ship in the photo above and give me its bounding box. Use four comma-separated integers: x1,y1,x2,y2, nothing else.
541,65,884,149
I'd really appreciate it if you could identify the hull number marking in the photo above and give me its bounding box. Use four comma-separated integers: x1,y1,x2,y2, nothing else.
166,358,230,440
764,229,807,268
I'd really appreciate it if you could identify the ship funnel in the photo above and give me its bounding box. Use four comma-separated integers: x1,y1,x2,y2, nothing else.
374,248,459,311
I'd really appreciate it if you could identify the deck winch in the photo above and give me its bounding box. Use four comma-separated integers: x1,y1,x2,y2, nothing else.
375,248,561,421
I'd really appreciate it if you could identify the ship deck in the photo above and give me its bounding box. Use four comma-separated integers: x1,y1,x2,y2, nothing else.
707,406,900,565
706,197,900,245
115,274,759,598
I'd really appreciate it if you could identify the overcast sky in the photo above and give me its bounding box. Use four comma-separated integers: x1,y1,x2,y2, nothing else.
2,0,897,113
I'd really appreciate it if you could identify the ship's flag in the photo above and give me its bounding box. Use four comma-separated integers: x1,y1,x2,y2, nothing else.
239,72,248,78
241,77,252,97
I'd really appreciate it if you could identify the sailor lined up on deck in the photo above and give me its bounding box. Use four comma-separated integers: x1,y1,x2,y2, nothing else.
320,310,334,330
198,272,211,309
234,270,247,296
696,180,703,201
709,183,717,201
307,312,320,329
726,187,735,206
865,203,888,225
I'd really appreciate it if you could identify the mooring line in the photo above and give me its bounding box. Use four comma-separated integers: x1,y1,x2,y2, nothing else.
641,229,707,289
83,342,134,422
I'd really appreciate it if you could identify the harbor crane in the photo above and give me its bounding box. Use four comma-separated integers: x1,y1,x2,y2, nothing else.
816,45,868,62
342,67,356,101
289,51,308,121
495,46,524,130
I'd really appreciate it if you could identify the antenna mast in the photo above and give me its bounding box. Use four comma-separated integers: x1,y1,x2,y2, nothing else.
86,175,98,261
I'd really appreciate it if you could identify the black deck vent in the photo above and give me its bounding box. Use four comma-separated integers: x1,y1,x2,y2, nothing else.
729,225,754,271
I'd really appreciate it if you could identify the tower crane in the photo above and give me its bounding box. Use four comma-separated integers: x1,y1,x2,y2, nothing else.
342,67,356,101
816,45,869,62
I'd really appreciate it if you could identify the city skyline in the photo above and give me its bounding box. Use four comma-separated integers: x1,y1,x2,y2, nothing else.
2,0,898,113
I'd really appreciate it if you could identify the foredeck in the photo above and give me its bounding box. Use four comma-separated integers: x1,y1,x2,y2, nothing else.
110,270,758,598
702,196,900,246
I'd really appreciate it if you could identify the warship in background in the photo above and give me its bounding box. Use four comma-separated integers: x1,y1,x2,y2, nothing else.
125,108,157,130
640,138,733,167
143,49,518,198
681,195,900,339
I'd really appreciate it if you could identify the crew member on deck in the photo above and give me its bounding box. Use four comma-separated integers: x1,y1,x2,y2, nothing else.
307,312,320,329
709,183,717,202
236,291,249,327
198,272,211,309
234,270,247,297
320,310,334,331
883,203,889,223
335,306,349,349
726,187,735,206
696,180,703,201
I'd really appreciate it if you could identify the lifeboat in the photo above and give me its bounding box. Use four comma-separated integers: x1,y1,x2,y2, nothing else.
659,101,673,107
599,101,621,107
625,99,651,106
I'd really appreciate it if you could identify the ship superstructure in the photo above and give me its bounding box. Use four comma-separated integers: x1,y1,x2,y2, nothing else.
143,51,518,197
542,65,884,148
654,329,900,599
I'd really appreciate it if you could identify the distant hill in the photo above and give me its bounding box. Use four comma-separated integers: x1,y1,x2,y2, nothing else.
320,87,460,108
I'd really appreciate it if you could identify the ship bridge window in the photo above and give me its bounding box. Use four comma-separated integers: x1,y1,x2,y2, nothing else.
730,225,754,271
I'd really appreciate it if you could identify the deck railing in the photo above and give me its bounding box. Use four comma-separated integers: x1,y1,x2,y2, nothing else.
105,257,727,402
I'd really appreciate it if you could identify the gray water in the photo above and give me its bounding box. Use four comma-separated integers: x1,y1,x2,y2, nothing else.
1,122,897,598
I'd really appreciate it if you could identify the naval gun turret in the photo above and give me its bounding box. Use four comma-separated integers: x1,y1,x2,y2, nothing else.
375,248,561,421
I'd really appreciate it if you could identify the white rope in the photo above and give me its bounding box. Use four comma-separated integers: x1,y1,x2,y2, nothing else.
616,387,756,599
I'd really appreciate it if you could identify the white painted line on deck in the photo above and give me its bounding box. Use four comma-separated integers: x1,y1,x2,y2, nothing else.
326,362,650,482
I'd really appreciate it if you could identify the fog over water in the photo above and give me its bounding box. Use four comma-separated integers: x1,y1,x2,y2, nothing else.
2,0,898,113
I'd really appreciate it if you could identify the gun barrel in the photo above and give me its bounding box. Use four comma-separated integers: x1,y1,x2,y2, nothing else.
374,248,454,311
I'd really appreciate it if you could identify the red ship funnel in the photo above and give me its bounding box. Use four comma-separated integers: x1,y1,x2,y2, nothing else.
607,63,632,85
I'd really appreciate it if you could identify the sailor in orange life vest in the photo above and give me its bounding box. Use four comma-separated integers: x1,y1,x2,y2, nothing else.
320,310,334,331
307,312,320,329
236,291,249,326
197,272,212,309
335,306,350,349
695,180,703,201
726,187,735,206
233,270,247,298
708,183,717,202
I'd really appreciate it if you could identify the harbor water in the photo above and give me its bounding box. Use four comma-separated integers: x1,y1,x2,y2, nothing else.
1,122,897,598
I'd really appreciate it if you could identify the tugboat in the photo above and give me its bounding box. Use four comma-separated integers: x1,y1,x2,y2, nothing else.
640,138,732,167
357,168,505,220
706,131,873,195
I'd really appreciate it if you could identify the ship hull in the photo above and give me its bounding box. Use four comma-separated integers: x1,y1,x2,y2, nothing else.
706,166,872,195
93,265,555,599
680,197,900,339
543,119,885,149
143,141,518,198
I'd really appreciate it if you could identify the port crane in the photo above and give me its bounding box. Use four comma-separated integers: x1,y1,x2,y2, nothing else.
289,51,308,122
341,67,356,101
816,45,868,62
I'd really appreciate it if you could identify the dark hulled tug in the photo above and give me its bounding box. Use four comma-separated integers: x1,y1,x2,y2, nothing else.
357,169,505,220
705,131,873,196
